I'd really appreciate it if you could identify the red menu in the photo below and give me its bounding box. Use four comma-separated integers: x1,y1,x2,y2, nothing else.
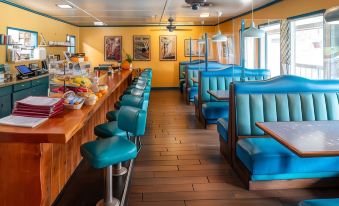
12,96,64,118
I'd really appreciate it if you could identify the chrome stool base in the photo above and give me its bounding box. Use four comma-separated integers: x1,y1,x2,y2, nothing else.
112,163,127,176
96,199,120,206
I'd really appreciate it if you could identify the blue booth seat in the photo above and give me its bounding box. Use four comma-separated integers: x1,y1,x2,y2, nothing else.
201,102,229,122
184,62,232,104
217,118,228,141
179,60,205,93
224,75,339,189
199,67,270,126
237,138,339,181
299,198,339,206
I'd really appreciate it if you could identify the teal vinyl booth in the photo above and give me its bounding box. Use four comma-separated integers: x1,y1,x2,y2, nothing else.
299,198,339,206
179,60,205,93
198,67,270,127
184,62,233,104
220,75,339,190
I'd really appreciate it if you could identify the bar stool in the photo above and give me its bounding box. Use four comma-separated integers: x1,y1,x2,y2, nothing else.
94,106,147,176
81,137,137,206
116,88,149,109
107,95,145,122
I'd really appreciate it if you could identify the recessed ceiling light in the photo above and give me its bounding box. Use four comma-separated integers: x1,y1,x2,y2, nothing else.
56,4,73,9
200,13,210,18
94,21,105,26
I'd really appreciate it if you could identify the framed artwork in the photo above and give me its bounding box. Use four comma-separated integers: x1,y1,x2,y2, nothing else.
104,36,122,62
184,39,205,57
133,35,151,61
159,35,177,61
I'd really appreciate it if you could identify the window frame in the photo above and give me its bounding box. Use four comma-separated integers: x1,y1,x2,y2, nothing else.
67,34,76,54
288,10,325,79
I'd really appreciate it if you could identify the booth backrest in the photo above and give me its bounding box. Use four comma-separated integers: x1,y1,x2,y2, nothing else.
199,67,270,102
179,60,205,79
186,62,234,88
233,75,339,136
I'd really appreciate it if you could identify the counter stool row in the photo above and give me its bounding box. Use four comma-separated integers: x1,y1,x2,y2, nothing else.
80,69,152,206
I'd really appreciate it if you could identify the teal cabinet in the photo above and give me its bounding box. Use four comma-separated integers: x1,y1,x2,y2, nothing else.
0,94,12,118
13,81,32,92
13,88,32,106
31,84,48,96
0,75,49,117
0,86,13,118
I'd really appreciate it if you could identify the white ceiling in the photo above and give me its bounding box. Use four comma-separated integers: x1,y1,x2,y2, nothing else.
7,0,277,26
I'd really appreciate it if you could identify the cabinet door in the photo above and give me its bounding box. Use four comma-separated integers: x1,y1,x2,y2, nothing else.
13,88,32,106
32,84,48,96
0,94,12,118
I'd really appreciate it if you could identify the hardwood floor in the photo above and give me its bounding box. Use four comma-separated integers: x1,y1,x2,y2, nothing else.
128,90,339,206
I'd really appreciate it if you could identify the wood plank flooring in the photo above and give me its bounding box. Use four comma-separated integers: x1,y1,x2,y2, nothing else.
128,90,339,206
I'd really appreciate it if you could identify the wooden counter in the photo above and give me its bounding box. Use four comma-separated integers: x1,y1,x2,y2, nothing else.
0,70,132,206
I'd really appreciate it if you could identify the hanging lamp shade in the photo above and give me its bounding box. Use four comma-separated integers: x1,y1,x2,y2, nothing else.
325,6,339,24
243,21,265,38
212,31,227,42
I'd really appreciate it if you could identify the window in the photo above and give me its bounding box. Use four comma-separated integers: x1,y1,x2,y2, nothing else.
67,35,76,54
244,37,255,68
7,27,38,61
290,14,324,79
325,23,339,79
259,22,281,77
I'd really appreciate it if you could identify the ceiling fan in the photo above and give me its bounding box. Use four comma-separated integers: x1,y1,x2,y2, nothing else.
183,0,213,10
151,17,192,32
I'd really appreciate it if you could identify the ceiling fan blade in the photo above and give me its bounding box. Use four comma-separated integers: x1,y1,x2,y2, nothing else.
150,29,169,31
175,29,192,31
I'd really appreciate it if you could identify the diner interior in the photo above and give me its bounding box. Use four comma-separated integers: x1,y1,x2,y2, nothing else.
0,0,339,206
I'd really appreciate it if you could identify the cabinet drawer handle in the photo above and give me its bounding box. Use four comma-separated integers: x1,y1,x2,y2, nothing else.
21,84,25,87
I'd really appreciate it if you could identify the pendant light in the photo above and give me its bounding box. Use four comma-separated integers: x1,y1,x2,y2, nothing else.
243,0,265,38
198,21,206,44
212,11,227,42
324,6,339,24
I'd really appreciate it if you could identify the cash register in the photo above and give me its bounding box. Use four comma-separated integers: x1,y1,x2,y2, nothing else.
15,64,48,80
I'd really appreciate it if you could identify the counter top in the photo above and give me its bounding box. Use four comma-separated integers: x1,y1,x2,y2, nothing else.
0,70,131,144
0,73,50,88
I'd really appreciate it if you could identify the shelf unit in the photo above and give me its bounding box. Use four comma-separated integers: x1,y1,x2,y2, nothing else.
7,59,43,64
38,45,75,48
0,44,22,46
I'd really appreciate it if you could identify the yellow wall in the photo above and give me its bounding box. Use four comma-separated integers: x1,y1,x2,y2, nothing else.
1,0,338,86
219,0,339,66
0,2,79,72
79,26,215,87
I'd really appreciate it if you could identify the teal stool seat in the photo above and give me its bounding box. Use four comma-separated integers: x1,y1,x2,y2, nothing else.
299,198,339,206
81,137,137,169
106,110,119,122
107,95,145,122
81,137,137,206
94,122,127,138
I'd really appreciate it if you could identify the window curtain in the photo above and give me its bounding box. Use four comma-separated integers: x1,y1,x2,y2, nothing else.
280,19,291,75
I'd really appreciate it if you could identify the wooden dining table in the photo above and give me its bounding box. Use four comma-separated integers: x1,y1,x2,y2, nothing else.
256,121,339,157
207,90,230,101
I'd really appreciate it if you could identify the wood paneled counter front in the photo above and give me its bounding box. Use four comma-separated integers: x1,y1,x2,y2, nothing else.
0,70,132,206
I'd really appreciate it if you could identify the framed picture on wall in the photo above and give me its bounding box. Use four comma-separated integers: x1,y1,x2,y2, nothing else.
159,35,177,61
184,39,205,57
104,36,122,62
133,35,151,61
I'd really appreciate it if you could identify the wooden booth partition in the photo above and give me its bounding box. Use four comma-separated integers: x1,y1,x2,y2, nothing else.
0,71,132,206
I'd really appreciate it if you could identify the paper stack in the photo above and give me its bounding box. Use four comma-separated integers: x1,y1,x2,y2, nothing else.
0,96,64,128
12,96,64,118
